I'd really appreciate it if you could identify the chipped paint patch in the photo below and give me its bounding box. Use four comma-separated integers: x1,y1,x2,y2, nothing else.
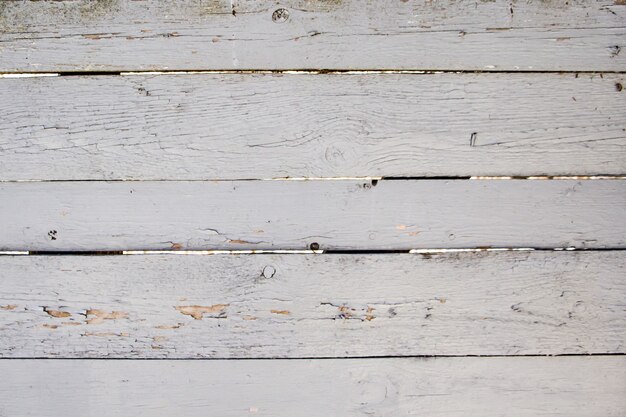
0,304,17,310
155,323,183,329
270,309,290,315
175,304,229,320
83,331,129,337
85,309,128,324
44,307,71,318
228,239,257,244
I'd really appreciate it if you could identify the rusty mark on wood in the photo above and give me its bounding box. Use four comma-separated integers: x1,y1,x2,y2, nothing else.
338,305,355,319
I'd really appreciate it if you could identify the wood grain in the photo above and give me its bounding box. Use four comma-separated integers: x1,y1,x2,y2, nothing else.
1,251,624,358
1,357,625,417
1,73,625,180
1,0,625,72
1,179,624,251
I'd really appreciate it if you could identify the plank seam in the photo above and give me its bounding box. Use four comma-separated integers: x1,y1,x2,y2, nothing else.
2,247,625,256
1,353,625,361
2,70,626,78
1,176,625,183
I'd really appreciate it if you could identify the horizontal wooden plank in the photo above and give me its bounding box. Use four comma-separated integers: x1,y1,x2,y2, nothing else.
0,251,624,358
1,0,625,72
1,357,624,417
0,180,624,251
1,73,625,180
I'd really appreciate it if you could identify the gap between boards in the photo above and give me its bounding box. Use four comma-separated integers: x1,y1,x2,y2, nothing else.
2,247,624,256
2,176,625,184
2,69,626,78
1,353,624,361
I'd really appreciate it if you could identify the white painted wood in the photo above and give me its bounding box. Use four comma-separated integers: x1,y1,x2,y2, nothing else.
0,357,624,417
1,73,624,180
0,251,623,358
0,180,624,251
1,0,624,72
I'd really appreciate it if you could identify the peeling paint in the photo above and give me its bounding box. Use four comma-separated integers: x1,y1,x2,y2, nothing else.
155,323,183,329
83,331,129,337
228,239,256,244
175,304,229,320
44,308,71,318
85,309,128,324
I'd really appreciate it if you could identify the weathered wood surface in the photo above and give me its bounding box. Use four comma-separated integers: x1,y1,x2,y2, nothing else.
1,357,625,417
1,73,625,180
1,0,625,72
1,180,624,251
1,251,624,358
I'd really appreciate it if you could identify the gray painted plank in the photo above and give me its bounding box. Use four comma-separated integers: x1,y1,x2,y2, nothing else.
0,180,624,251
1,0,625,71
1,73,625,180
0,251,624,358
1,357,624,417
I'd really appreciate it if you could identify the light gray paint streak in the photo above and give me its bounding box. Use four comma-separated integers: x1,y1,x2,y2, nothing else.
0,251,623,358
0,180,624,251
1,0,625,71
1,73,624,180
0,357,625,417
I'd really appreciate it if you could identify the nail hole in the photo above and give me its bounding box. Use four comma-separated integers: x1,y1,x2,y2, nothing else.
262,265,276,279
310,242,320,251
272,8,289,23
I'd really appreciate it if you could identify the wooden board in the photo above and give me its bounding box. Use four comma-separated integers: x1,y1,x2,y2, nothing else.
1,251,624,358
0,357,624,417
1,179,624,251
1,0,625,72
1,73,625,181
